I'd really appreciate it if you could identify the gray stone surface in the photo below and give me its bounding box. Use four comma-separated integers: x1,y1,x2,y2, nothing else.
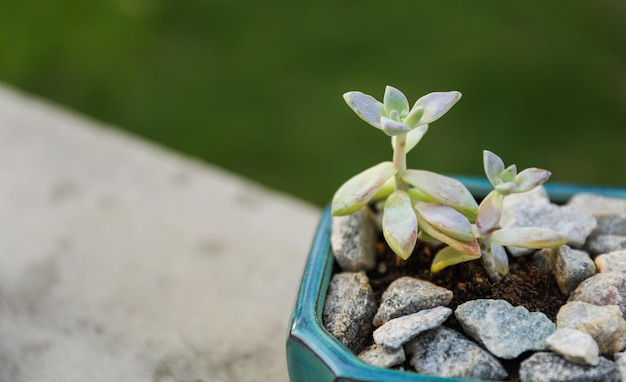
405,327,507,381
586,234,626,255
0,85,321,382
323,272,376,353
614,352,626,382
501,190,596,256
568,193,626,236
331,208,377,272
357,344,405,369
455,299,555,359
568,272,626,319
595,250,626,277
557,301,626,354
373,306,451,350
539,245,596,295
546,328,600,366
519,352,619,382
373,276,453,326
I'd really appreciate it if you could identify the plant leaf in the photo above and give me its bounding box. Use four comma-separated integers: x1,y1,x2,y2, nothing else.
514,168,551,193
403,106,425,128
415,209,480,256
501,164,517,182
332,161,397,215
491,227,568,248
476,190,503,236
372,177,396,201
381,117,412,136
483,150,505,187
382,190,418,260
343,91,384,129
431,246,479,273
415,202,475,242
383,85,409,116
413,91,462,124
491,244,510,277
403,170,478,219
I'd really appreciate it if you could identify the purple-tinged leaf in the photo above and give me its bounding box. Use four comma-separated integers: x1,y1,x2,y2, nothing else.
403,170,478,219
343,91,384,129
415,202,474,242
476,190,503,236
514,168,551,193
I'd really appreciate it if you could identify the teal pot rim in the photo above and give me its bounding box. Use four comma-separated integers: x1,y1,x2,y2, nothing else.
286,177,626,382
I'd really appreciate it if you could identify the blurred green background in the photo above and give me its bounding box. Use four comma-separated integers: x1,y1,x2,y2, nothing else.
1,1,625,206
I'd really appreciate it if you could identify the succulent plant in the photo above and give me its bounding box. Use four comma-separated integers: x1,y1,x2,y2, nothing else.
331,86,463,260
331,85,567,282
428,151,567,282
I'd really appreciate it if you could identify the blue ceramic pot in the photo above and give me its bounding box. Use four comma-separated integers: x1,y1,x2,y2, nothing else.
286,177,626,382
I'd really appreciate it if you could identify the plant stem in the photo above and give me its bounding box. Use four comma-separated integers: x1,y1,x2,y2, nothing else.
480,236,503,283
393,133,408,191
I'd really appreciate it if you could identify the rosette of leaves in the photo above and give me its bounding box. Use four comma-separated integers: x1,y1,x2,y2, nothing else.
427,150,567,282
331,86,468,260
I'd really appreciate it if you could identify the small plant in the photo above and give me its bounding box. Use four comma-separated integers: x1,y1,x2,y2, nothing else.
332,85,567,282
427,150,568,282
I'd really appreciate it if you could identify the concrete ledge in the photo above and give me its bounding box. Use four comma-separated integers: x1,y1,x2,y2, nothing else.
0,85,320,381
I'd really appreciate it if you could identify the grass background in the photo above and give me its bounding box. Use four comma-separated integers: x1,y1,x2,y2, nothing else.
1,1,625,205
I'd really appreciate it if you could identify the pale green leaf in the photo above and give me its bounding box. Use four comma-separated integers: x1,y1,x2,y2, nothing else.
383,85,409,116
414,91,462,124
403,170,478,219
415,209,480,256
415,202,475,241
332,161,397,215
343,91,384,129
403,106,425,129
431,246,479,273
418,230,442,245
476,190,503,236
381,116,412,136
483,150,505,187
392,124,428,153
514,168,551,193
372,177,396,201
501,164,517,182
383,190,418,260
491,227,568,248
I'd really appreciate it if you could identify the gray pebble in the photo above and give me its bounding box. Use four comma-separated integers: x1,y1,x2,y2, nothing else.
357,344,405,369
556,301,626,354
455,299,555,359
323,271,376,353
502,191,596,255
568,272,626,319
586,234,626,255
568,193,626,236
546,328,600,366
373,277,452,327
373,306,451,350
538,245,596,296
405,326,507,381
595,250,626,277
519,352,619,382
331,209,377,272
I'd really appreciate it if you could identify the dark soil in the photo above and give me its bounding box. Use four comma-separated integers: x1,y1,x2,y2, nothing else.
363,233,567,381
